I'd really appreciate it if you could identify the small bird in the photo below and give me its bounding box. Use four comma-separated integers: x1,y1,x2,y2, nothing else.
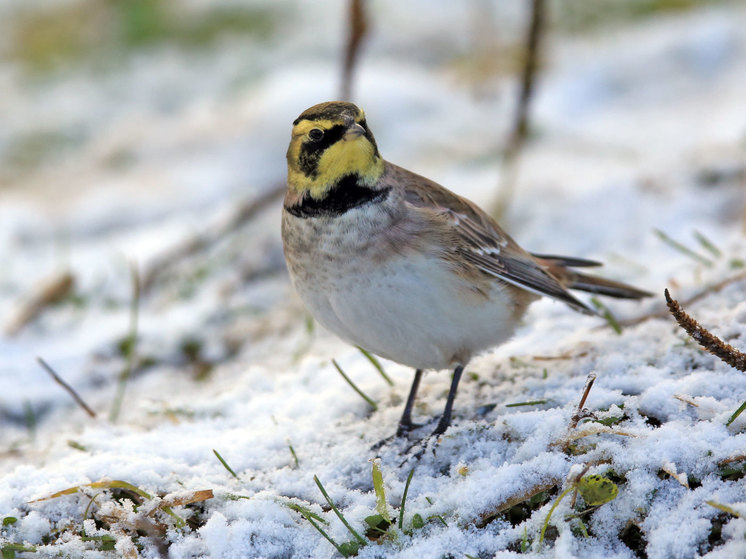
281,101,650,439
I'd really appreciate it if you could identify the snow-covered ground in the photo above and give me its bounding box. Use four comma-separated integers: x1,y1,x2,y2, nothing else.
1,1,746,557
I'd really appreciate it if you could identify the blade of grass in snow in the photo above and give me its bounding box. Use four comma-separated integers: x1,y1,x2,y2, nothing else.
693,230,722,258
213,449,239,479
287,439,299,468
424,496,448,527
654,229,713,267
726,401,746,426
281,500,328,524
110,262,140,423
332,359,377,411
371,459,391,522
291,504,346,556
32,479,187,527
313,475,367,547
357,346,393,386
590,297,622,334
706,500,744,518
539,485,574,548
505,400,548,407
398,468,415,531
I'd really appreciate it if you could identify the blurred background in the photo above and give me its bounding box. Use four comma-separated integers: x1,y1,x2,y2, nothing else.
1,0,745,445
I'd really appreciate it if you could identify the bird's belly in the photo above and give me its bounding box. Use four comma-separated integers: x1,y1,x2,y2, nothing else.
295,252,520,370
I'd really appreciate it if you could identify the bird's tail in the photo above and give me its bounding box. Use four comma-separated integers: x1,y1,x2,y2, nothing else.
534,253,652,300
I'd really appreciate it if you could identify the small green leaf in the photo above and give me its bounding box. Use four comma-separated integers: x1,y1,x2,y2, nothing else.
364,514,385,528
578,475,618,506
364,514,391,540
2,517,17,526
338,541,360,557
594,415,624,426
411,513,424,529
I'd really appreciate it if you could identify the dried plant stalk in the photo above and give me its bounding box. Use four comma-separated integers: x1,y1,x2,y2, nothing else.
340,0,368,101
665,288,746,372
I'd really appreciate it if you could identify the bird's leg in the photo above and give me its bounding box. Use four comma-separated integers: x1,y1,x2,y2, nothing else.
396,369,424,436
431,364,464,437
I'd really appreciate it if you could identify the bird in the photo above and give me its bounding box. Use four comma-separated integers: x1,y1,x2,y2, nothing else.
281,101,650,440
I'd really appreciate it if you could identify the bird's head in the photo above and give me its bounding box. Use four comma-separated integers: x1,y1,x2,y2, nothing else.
286,101,384,199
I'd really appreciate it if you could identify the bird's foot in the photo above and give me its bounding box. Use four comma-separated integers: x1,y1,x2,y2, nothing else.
369,420,426,452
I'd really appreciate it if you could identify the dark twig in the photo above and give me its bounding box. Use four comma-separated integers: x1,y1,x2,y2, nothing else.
141,185,285,291
37,357,96,418
569,372,597,429
493,0,546,219
340,0,369,101
665,289,746,372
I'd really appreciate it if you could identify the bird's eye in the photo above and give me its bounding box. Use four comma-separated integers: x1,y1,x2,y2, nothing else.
308,128,324,142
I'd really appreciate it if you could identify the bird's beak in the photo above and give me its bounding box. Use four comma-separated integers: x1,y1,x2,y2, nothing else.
343,122,365,141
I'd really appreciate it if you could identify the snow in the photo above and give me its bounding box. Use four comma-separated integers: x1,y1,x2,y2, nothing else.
2,1,746,558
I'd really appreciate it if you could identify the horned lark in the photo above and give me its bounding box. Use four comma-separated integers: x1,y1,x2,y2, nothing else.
281,101,650,439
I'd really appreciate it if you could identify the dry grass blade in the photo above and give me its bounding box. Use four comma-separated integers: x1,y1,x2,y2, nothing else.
37,356,96,418
554,425,636,448
340,0,368,101
154,489,214,509
5,270,74,335
569,372,597,429
665,288,746,372
706,500,744,519
661,461,689,489
29,479,197,528
474,479,560,528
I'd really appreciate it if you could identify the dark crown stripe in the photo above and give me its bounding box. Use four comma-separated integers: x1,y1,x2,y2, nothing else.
286,175,391,219
293,102,359,125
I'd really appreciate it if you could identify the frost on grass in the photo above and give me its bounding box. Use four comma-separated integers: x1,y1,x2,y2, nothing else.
2,1,746,558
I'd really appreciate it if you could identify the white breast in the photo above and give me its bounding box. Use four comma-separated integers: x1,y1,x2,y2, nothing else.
283,205,522,370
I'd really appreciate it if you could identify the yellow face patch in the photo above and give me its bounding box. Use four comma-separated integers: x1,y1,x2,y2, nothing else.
286,109,383,198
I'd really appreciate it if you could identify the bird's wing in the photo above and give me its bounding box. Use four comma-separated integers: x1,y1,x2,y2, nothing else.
390,163,594,314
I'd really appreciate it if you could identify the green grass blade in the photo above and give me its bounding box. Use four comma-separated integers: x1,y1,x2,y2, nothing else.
371,459,390,523
726,401,746,426
110,262,140,422
654,229,713,267
332,359,377,411
314,475,367,547
398,467,415,531
302,512,347,555
693,230,722,258
590,297,622,335
506,400,548,408
213,449,239,479
357,346,393,386
287,440,299,468
539,486,574,548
